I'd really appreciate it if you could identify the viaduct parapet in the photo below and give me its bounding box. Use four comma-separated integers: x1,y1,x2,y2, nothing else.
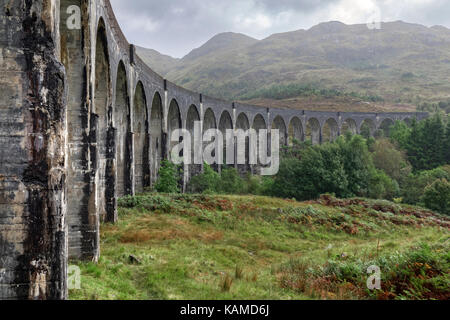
0,0,428,299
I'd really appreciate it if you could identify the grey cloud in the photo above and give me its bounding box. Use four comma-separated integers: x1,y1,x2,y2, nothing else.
109,0,450,58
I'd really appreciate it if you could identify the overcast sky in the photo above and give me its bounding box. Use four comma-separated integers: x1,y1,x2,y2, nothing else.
110,0,450,58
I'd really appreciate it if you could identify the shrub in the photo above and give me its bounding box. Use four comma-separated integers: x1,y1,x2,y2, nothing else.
187,163,220,194
155,160,180,193
269,135,376,201
218,167,245,194
401,166,450,205
422,179,450,215
368,168,400,200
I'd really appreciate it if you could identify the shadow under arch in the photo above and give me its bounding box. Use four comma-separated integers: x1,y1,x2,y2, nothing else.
377,118,395,138
360,119,376,139
272,115,287,146
167,99,182,161
93,17,114,223
203,108,218,170
219,110,233,167
149,92,163,186
341,118,357,136
114,61,132,197
288,116,303,146
133,81,149,193
186,104,201,177
236,113,251,173
306,118,321,145
322,118,339,142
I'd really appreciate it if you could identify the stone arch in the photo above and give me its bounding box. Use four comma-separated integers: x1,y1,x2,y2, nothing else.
253,114,267,173
341,118,357,135
149,92,163,186
236,113,251,173
93,18,112,222
219,110,233,165
203,108,218,170
360,119,376,139
186,104,201,176
114,61,132,197
403,117,413,127
377,118,395,138
168,99,182,161
306,118,321,145
288,116,303,145
272,115,287,146
253,114,267,131
204,108,217,131
322,118,339,142
133,81,149,193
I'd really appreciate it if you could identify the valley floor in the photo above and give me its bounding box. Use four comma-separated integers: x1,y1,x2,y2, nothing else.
70,194,449,300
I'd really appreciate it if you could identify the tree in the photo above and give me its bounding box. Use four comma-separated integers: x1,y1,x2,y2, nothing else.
421,114,445,169
445,119,450,164
368,168,400,200
390,120,410,149
422,179,450,215
270,135,375,201
401,167,450,205
155,160,180,193
391,115,447,172
339,135,373,197
371,139,411,183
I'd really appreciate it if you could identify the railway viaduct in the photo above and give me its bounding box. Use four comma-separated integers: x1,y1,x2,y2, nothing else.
0,0,428,299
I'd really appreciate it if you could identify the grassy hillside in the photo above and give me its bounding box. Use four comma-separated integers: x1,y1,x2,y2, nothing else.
70,194,449,300
137,21,450,112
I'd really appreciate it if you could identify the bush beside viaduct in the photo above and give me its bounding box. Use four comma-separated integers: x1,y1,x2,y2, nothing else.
0,0,427,299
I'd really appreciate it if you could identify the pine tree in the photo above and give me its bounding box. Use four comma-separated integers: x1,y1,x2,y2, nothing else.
422,114,445,169
445,119,450,164
405,118,424,171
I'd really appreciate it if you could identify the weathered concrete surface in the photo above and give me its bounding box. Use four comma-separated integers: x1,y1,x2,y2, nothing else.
0,0,429,299
0,0,67,300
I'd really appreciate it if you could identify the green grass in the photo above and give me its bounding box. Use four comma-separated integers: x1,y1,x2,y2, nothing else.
70,194,449,300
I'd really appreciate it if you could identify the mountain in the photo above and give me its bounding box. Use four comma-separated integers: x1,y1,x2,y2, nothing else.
135,46,179,77
136,21,450,111
182,32,258,61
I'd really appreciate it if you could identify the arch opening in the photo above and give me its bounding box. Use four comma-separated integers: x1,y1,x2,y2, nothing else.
322,118,339,142
219,111,233,167
341,118,357,136
133,82,148,193
306,118,321,145
288,116,303,146
168,99,182,161
272,116,287,146
236,113,251,173
360,119,376,139
114,61,132,197
149,93,163,186
253,114,267,173
377,118,395,138
186,105,201,177
403,117,413,127
94,19,112,222
203,108,218,171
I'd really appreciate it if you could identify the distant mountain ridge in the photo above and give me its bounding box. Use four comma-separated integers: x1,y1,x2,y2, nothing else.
136,21,450,111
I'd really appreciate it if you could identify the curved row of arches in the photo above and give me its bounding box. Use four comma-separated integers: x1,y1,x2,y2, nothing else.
92,18,413,225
